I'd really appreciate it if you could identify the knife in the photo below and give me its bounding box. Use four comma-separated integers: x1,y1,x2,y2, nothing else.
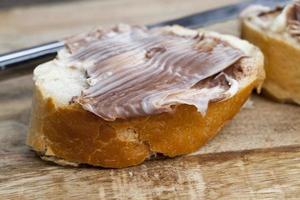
0,0,289,73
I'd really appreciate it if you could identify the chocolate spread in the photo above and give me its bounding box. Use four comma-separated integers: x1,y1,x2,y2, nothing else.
248,1,300,41
62,25,244,121
287,2,300,39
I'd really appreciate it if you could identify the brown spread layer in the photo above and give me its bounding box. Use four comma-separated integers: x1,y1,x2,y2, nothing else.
287,2,300,39
62,25,245,121
253,2,300,40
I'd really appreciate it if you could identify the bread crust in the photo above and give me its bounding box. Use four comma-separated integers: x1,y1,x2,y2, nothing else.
27,79,260,168
241,20,300,104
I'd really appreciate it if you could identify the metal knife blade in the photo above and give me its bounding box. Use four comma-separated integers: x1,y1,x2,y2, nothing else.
0,0,289,72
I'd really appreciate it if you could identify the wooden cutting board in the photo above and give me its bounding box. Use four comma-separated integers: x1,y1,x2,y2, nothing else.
1,1,300,199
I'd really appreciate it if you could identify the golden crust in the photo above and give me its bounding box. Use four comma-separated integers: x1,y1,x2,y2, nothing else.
241,20,300,104
27,79,260,168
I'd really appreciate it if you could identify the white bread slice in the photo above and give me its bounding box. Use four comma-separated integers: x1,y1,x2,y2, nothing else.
241,4,300,104
27,26,264,168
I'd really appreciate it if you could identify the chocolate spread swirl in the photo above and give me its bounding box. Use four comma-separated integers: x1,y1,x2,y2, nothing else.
249,1,300,41
63,25,244,121
287,2,300,39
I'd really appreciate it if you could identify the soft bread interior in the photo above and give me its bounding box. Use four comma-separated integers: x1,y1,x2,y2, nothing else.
33,57,86,107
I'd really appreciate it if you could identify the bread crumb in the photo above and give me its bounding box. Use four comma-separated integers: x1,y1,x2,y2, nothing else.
128,171,133,177
242,98,254,109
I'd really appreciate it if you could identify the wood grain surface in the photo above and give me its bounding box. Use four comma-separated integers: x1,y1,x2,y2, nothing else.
1,0,300,199
0,0,239,53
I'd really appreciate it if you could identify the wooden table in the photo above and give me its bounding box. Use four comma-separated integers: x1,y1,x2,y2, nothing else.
1,0,300,199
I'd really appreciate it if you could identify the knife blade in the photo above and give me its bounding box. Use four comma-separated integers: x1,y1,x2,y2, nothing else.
0,0,289,73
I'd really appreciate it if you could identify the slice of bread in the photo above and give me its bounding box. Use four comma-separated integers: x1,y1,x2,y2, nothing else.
27,25,264,168
241,3,300,104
